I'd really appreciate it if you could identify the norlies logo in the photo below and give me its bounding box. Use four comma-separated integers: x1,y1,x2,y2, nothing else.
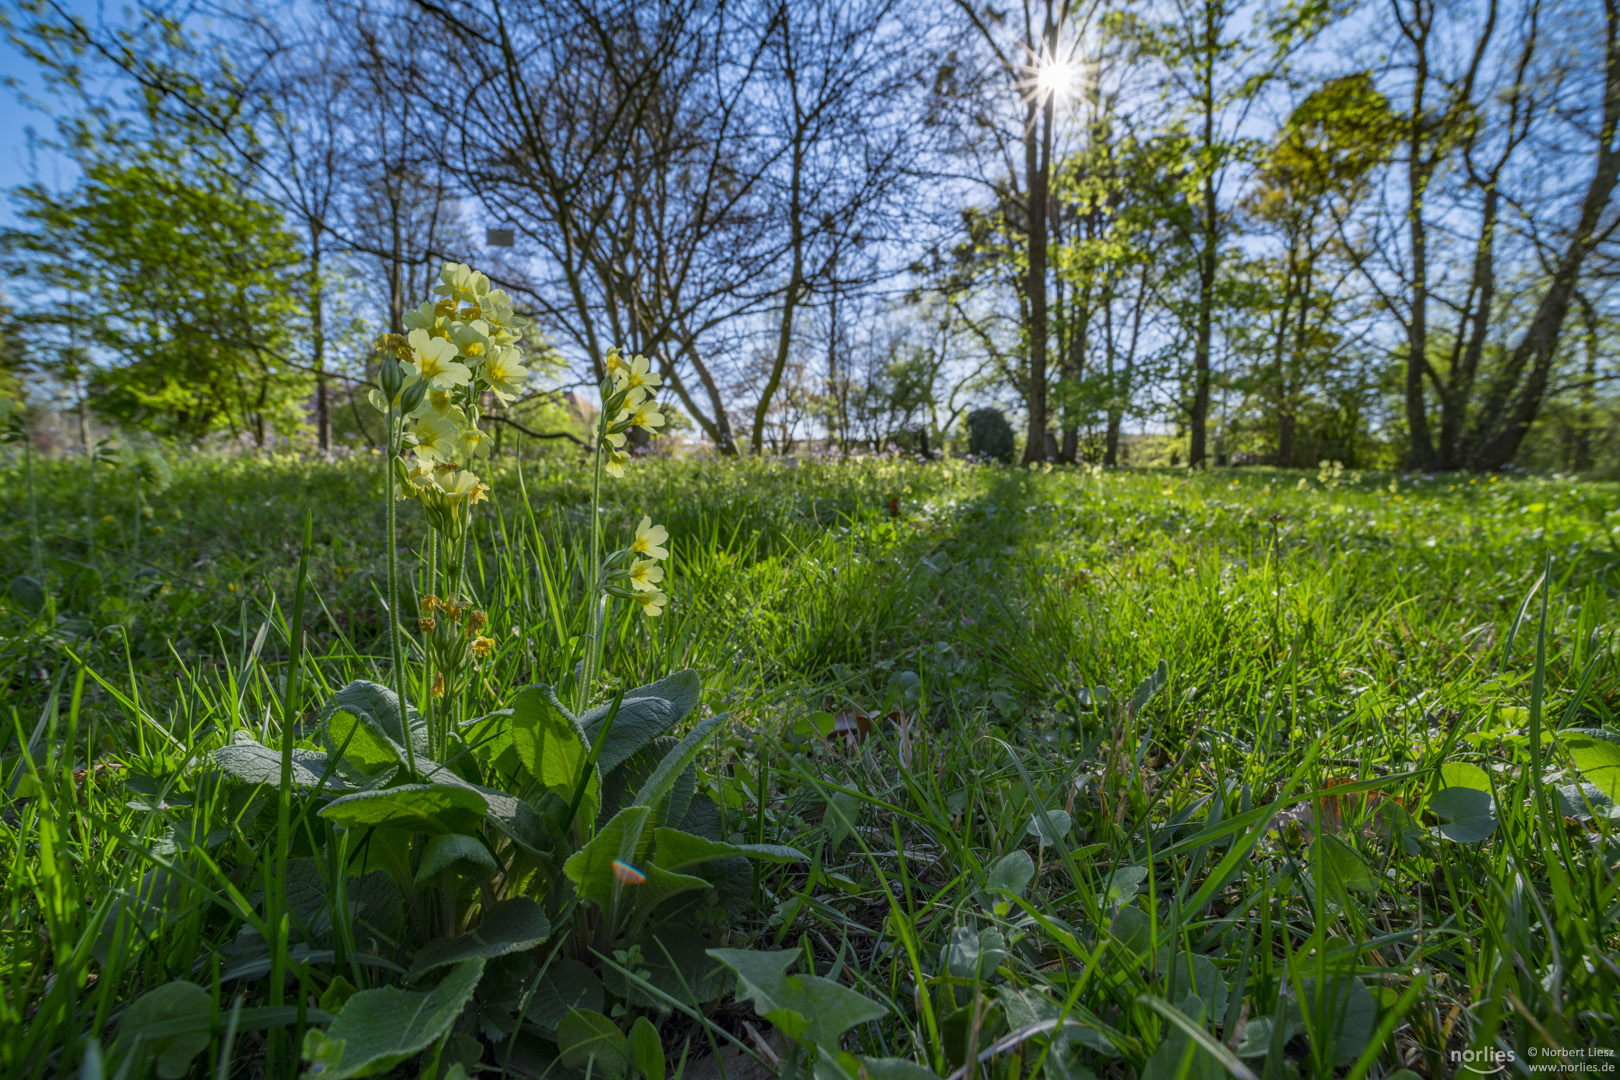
1451,1048,1515,1075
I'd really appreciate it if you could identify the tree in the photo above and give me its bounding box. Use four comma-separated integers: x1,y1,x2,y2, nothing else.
2,137,306,442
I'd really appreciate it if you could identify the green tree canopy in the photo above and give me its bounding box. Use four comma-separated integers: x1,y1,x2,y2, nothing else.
3,137,307,442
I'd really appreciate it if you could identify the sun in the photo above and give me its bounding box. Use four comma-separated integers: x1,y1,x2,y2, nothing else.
1036,56,1075,103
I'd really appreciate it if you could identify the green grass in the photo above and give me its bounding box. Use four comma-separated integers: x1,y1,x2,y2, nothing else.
3,451,1619,1077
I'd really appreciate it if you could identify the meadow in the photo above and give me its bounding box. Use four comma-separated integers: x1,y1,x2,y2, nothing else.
3,449,1618,1078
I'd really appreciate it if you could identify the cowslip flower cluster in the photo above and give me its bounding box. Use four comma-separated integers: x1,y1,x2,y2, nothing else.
597,349,666,479
370,262,532,541
599,516,671,617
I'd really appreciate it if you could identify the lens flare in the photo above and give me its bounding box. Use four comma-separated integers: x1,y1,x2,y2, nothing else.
612,859,646,885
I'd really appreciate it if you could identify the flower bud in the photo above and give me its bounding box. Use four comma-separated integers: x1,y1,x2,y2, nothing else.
379,357,406,401
399,377,428,415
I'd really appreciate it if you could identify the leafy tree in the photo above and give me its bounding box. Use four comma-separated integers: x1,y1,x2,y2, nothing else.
3,138,307,442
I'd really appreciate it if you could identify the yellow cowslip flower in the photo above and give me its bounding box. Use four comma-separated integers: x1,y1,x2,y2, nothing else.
605,430,627,449
425,387,457,416
628,558,664,592
631,517,669,560
452,320,493,361
605,448,632,478
398,458,435,499
633,588,668,617
412,411,460,463
471,635,495,657
402,301,441,333
454,414,494,460
481,346,529,404
409,329,472,389
605,348,630,382
628,401,665,432
622,353,662,393
433,468,489,508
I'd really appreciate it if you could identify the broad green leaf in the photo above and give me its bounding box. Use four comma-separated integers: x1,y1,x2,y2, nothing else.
1561,730,1620,801
557,1008,631,1080
582,670,702,773
9,574,46,614
1155,949,1228,1018
1438,760,1492,792
322,704,407,776
510,684,598,821
1139,996,1224,1080
1429,786,1497,843
843,1055,938,1080
523,958,604,1036
1098,865,1148,906
1026,809,1072,845
564,806,653,909
322,680,427,761
409,898,550,979
320,784,486,835
1314,835,1379,894
117,981,211,1080
414,833,499,884
651,827,806,871
708,948,888,1049
605,929,731,1007
629,1016,664,1080
211,740,349,791
311,957,485,1079
986,850,1035,896
944,926,1008,981
634,713,727,818
1293,975,1376,1066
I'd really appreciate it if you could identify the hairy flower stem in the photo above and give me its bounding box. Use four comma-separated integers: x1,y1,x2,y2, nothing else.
425,530,438,761
385,404,418,777
579,431,607,713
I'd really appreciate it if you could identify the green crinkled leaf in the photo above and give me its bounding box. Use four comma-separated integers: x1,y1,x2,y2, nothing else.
320,784,486,835
635,713,727,819
598,737,678,826
409,898,550,979
848,1056,940,1080
606,929,731,1007
986,850,1034,896
322,680,427,762
522,958,604,1036
211,740,350,791
557,1008,631,1080
1430,785,1497,843
510,684,598,821
582,670,702,774
312,958,485,1078
323,703,407,776
117,980,212,1080
565,806,653,909
651,827,806,871
417,761,564,859
415,833,499,884
1562,730,1620,801
709,948,888,1050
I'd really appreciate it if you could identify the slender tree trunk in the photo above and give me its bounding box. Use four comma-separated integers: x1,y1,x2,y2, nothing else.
1189,11,1218,469
1024,90,1053,463
1575,294,1598,472
1464,0,1620,468
1402,3,1437,468
310,231,331,455
755,136,806,455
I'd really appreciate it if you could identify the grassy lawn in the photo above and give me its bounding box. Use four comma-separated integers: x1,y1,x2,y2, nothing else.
3,453,1618,1076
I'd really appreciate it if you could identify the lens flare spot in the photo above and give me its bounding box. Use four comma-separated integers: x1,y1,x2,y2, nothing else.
612,859,646,885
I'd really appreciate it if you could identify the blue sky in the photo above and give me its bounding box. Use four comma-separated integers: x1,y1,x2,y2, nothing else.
0,0,102,223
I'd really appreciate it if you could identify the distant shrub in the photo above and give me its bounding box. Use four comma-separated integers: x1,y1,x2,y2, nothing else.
967,407,1015,463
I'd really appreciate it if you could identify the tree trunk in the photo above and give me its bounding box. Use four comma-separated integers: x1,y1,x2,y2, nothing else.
1022,88,1054,463
310,232,330,455
1463,0,1620,469
1402,3,1437,469
1188,11,1218,469
755,131,806,455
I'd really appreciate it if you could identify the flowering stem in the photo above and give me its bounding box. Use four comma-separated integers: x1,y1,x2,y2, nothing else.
579,429,607,713
424,529,438,761
24,429,42,579
385,403,418,778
